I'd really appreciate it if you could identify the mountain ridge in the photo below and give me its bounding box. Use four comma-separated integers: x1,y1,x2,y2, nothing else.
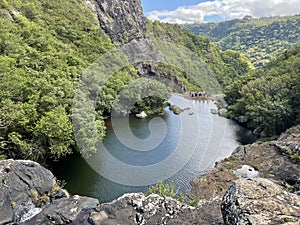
184,15,300,66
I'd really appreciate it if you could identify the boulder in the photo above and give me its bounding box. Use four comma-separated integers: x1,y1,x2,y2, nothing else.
218,108,227,117
237,115,248,123
169,104,183,115
0,159,54,224
210,108,218,114
136,111,148,119
222,178,300,225
234,165,259,179
21,195,99,225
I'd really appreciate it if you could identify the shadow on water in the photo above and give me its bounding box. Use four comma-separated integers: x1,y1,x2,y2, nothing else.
53,95,256,202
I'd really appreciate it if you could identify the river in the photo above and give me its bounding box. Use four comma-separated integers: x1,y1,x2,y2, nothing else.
53,94,255,202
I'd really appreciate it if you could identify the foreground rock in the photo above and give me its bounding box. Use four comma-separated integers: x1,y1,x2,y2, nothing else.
188,125,300,224
22,195,99,225
0,160,54,224
0,160,215,224
72,193,214,225
0,159,97,225
1,126,299,224
222,178,300,224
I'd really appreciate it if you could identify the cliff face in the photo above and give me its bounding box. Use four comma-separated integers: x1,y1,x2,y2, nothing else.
93,0,146,43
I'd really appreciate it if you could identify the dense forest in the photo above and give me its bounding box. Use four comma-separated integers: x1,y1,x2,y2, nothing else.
0,0,115,162
225,46,300,136
0,0,251,163
184,15,300,67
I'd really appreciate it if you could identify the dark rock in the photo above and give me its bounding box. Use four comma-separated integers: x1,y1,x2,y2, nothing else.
94,0,146,43
134,62,187,93
236,115,248,123
222,178,300,225
52,189,69,199
0,159,55,224
21,195,99,225
169,104,183,115
0,189,13,225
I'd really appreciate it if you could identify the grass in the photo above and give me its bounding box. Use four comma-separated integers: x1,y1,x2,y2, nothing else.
30,189,39,202
224,164,233,170
216,185,224,192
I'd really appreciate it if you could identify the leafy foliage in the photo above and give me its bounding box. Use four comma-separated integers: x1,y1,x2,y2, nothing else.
147,20,252,87
0,0,114,161
225,47,300,135
0,1,254,162
148,181,199,206
184,15,300,67
148,181,186,202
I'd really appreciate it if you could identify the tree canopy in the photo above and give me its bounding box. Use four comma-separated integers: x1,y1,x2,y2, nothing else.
184,15,300,67
225,46,300,136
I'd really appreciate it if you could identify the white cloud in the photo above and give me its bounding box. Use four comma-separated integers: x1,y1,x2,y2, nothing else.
146,0,300,23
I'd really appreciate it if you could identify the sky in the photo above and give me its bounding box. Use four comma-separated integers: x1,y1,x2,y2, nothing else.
141,0,300,24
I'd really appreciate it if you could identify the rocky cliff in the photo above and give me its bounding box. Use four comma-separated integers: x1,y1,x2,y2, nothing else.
222,178,300,224
92,0,146,44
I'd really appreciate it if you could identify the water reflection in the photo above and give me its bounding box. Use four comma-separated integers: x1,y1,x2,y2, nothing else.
53,95,255,202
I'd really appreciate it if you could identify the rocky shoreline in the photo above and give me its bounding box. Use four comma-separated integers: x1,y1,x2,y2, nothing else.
187,125,300,224
0,126,299,224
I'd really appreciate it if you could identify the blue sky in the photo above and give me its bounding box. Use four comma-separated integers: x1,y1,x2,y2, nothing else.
141,0,300,24
141,0,206,12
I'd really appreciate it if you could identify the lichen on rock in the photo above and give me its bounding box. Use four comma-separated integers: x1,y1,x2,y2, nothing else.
221,178,300,225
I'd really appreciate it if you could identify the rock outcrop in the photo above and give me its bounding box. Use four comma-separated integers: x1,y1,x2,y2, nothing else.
93,0,146,44
222,178,300,224
0,160,54,224
0,159,98,225
72,193,213,225
188,125,300,224
21,195,99,225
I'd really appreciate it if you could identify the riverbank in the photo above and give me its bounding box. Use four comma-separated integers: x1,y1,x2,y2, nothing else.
187,125,300,224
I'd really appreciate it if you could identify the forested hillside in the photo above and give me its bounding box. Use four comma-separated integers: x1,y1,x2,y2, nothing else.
0,0,116,161
184,15,300,67
225,46,300,136
0,0,251,163
147,20,252,87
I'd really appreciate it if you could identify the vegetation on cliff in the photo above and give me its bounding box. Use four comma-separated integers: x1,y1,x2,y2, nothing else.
184,15,300,67
225,46,300,136
0,0,118,161
0,0,254,162
147,20,252,87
